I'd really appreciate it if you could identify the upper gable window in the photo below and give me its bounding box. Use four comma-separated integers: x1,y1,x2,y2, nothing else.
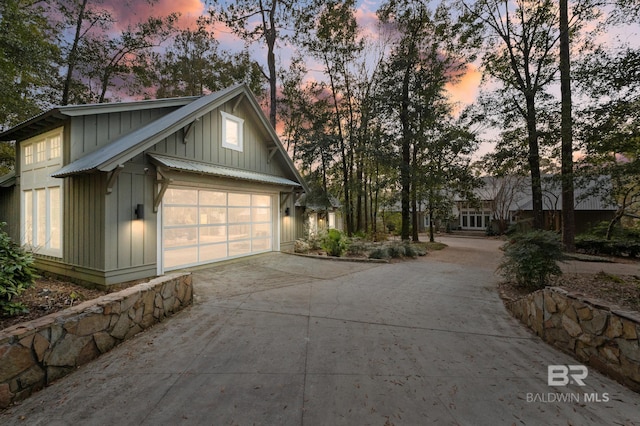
221,111,244,152
22,128,63,168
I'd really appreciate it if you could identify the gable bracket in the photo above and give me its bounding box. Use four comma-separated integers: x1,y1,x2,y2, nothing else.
267,146,278,163
182,118,199,144
280,189,295,209
154,177,173,213
106,165,124,194
232,93,245,113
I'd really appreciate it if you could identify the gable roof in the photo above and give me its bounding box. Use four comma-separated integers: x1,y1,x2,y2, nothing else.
12,84,306,192
0,97,198,142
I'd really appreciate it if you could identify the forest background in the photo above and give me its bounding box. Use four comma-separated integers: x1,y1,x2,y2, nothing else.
1,0,639,244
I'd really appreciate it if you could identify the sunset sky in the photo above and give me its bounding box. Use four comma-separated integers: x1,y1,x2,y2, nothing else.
89,0,636,157
93,0,483,106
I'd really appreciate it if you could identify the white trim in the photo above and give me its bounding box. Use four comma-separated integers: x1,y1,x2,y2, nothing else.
20,127,64,258
220,111,244,152
157,198,164,275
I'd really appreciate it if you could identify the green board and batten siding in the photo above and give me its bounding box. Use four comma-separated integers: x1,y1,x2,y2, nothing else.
68,108,176,162
0,87,304,287
45,108,179,285
61,97,297,285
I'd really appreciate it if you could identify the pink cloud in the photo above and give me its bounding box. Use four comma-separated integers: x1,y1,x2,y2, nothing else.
102,0,205,30
446,64,482,107
355,3,381,40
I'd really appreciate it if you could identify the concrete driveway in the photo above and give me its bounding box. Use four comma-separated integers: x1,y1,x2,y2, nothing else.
1,237,639,425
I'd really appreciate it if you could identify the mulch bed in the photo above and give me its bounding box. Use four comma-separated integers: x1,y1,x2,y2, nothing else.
1,278,111,330
499,271,640,312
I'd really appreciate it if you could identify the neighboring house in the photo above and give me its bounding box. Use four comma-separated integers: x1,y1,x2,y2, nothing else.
295,190,343,235
0,84,308,287
454,175,617,234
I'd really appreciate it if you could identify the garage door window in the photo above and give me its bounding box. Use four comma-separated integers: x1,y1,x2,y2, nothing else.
164,188,273,269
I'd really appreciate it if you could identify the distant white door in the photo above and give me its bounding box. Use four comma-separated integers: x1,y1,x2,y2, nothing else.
162,187,274,270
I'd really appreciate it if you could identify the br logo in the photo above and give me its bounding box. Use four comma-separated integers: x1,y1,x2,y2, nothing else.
548,365,588,386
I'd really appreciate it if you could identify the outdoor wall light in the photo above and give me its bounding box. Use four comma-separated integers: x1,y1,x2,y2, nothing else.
135,204,145,220
285,207,290,216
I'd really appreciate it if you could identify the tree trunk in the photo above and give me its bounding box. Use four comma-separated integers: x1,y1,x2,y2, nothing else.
266,28,277,127
400,62,412,241
429,208,435,243
526,95,544,230
411,140,419,242
560,0,576,252
62,0,89,105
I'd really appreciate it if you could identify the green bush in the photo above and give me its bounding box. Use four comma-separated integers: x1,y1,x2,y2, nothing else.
575,236,640,258
346,237,370,256
0,223,38,316
322,229,348,257
387,243,406,258
368,247,390,259
498,230,563,290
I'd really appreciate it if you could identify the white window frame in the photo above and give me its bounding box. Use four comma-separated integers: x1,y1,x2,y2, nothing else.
50,135,61,159
21,128,64,257
328,212,336,229
221,111,244,152
36,141,46,162
22,187,62,256
24,145,33,165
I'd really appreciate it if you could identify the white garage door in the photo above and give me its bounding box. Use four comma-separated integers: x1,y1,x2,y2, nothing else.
163,187,274,270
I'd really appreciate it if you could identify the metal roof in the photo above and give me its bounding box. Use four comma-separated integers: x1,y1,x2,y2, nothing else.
51,85,243,178
148,154,301,187
0,171,15,188
0,97,198,142
48,84,308,193
514,176,618,211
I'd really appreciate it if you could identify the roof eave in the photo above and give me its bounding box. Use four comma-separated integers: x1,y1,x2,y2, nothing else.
242,88,309,194
96,85,249,173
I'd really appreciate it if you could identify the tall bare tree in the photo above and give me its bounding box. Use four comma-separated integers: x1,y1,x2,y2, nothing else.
378,0,472,240
559,0,575,250
461,0,562,230
209,0,315,127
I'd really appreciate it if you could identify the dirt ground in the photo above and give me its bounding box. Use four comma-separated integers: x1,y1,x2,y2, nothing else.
0,277,109,330
498,272,640,312
0,276,144,331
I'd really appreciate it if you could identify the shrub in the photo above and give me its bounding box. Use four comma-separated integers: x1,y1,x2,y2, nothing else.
387,243,406,258
409,243,428,256
575,236,640,258
368,247,390,259
498,230,563,290
294,239,310,254
322,229,348,257
346,237,369,256
0,223,38,316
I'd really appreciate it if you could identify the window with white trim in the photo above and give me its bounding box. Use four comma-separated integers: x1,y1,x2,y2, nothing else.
21,128,63,257
24,145,33,165
50,135,61,158
23,187,62,254
22,130,63,168
221,111,244,152
36,141,46,162
328,212,336,229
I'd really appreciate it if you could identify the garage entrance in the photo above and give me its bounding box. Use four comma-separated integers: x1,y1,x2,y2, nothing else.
162,187,274,270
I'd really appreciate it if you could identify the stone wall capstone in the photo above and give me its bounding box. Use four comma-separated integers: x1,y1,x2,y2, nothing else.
505,286,640,393
0,273,192,408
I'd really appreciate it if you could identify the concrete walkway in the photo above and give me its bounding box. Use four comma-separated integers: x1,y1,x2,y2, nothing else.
1,237,639,425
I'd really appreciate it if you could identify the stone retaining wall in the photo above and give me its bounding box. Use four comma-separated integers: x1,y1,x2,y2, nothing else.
0,273,192,408
505,287,640,392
